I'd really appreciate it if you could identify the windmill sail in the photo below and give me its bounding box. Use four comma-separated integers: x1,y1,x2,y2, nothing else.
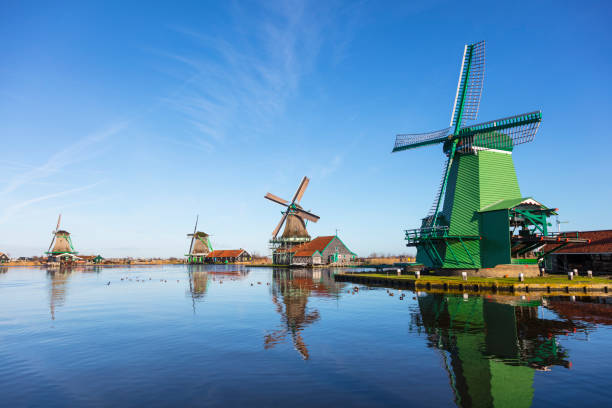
456,111,542,153
292,177,309,204
188,215,198,255
392,127,451,153
267,176,319,239
47,214,62,253
450,41,485,129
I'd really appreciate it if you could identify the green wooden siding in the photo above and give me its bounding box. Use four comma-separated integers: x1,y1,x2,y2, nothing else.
480,210,511,268
477,150,521,208
416,150,521,269
441,154,481,268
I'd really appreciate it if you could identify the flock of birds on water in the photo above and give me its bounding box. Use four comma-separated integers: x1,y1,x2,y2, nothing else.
102,275,417,301
346,286,416,301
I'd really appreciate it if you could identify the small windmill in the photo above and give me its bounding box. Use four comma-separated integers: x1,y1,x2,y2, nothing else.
392,41,549,270
186,215,212,263
46,214,77,256
265,176,320,240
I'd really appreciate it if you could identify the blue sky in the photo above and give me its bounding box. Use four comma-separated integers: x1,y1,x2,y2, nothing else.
1,0,611,258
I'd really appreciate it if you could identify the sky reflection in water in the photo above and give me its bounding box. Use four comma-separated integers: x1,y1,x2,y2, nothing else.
0,265,611,407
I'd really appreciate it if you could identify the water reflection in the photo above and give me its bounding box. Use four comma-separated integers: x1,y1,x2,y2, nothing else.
546,297,612,326
265,268,342,360
46,269,71,320
412,293,581,407
186,265,209,298
186,265,251,313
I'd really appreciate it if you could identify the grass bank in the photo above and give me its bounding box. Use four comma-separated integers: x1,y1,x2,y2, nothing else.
334,272,612,296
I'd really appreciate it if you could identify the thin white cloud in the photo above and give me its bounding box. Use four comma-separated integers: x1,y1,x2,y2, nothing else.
0,122,126,195
0,181,103,223
162,2,334,146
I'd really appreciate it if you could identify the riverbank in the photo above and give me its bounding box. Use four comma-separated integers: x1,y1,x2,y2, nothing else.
334,272,612,296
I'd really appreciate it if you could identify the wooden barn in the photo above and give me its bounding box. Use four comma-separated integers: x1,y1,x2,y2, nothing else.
277,235,357,266
205,249,251,263
544,230,612,275
79,255,104,264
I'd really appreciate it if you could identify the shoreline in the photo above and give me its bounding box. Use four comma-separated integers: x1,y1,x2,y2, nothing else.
334,272,612,296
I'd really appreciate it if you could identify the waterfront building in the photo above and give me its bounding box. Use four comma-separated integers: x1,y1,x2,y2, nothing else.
79,255,104,264
0,252,9,263
205,249,251,263
544,229,612,274
276,235,357,266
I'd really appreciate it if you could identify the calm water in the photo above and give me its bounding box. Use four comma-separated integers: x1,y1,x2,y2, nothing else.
1,265,611,407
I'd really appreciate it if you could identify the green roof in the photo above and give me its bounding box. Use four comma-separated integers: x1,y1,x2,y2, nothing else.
479,197,546,212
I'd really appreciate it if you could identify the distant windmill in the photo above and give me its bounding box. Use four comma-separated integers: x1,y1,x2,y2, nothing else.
186,215,212,263
265,176,320,239
46,214,76,256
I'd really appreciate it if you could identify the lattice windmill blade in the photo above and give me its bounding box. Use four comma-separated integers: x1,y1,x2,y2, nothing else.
47,235,56,253
293,208,320,223
47,214,61,253
188,215,198,255
272,212,288,238
455,111,542,153
450,41,485,130
264,193,289,206
292,176,309,204
392,127,452,153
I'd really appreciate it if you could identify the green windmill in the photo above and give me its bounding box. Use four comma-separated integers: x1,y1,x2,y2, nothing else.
393,41,585,272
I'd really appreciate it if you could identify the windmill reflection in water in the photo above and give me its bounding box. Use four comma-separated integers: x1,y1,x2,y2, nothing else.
265,269,341,360
411,293,582,408
186,265,250,313
46,269,72,321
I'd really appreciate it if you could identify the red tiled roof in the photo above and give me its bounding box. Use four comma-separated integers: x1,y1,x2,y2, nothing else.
544,230,612,254
304,236,336,251
294,249,321,257
206,249,245,258
281,236,336,257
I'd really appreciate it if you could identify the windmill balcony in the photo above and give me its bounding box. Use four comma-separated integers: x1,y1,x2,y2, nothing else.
404,226,481,246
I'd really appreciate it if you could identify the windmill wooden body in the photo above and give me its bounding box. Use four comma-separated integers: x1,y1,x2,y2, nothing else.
45,214,78,264
392,41,586,274
265,177,320,265
185,215,213,264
